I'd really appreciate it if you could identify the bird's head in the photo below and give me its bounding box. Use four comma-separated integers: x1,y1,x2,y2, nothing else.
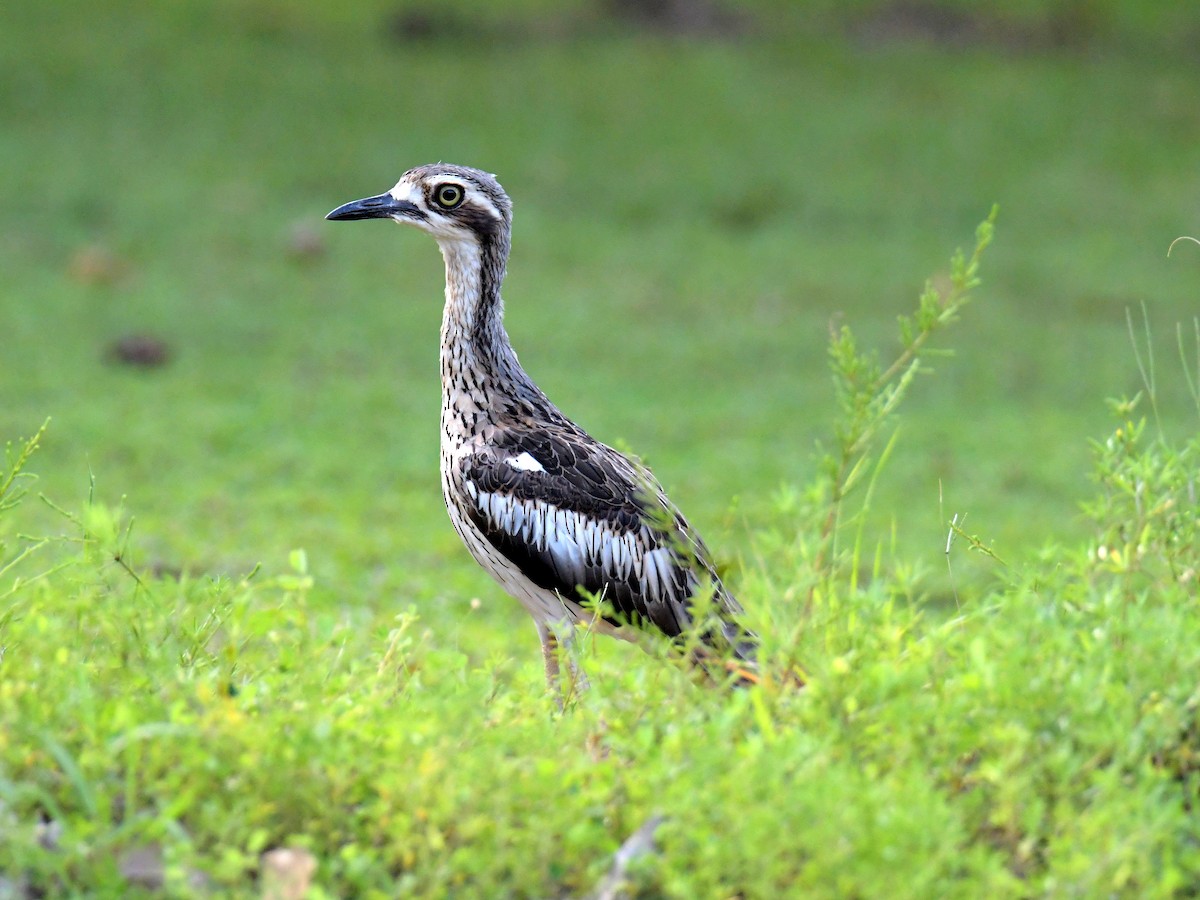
326,164,512,249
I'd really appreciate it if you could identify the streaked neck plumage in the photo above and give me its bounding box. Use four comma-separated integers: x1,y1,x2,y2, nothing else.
436,228,547,440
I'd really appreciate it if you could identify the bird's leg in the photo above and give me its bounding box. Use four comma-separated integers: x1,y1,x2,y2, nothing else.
562,630,591,698
537,621,562,699
536,620,589,709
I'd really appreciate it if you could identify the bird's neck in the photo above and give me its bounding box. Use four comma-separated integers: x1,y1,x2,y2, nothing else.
437,234,537,424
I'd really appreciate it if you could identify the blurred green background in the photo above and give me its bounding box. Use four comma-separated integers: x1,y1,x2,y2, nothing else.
3,0,1199,606
6,6,1200,891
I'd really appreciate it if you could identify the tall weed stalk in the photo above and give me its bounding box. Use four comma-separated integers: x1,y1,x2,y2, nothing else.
0,422,57,618
808,207,998,610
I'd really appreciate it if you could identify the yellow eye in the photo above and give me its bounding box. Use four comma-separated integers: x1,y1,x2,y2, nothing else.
433,183,465,209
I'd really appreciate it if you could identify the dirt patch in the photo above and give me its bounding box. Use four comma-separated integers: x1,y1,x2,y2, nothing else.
850,0,1101,52
385,0,752,45
107,334,171,368
602,0,751,38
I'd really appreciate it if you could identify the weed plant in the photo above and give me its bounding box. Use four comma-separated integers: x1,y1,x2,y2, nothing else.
4,1,1200,894
3,211,1200,897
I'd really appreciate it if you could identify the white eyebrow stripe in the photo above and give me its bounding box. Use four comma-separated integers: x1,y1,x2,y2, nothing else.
506,452,545,473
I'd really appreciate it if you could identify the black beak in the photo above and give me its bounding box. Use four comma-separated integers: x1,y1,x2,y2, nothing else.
325,192,421,221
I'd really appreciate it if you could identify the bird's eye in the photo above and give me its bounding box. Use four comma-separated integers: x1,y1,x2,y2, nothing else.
433,183,465,210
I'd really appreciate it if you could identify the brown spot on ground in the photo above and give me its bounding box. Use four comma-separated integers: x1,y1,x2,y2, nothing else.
602,0,750,37
108,334,171,368
68,244,130,286
851,0,1101,52
287,221,327,262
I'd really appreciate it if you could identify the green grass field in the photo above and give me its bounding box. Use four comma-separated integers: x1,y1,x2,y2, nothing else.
3,1,1200,895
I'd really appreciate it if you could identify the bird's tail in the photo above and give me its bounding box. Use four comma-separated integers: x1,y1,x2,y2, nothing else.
717,655,805,689
696,624,804,689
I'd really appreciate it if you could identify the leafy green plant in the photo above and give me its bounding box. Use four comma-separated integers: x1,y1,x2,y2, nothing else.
0,422,54,620
812,207,998,600
1082,299,1200,594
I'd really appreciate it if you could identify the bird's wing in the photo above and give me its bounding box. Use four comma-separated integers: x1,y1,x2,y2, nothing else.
458,426,737,642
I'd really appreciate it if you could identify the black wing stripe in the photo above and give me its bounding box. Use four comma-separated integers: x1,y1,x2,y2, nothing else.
464,483,694,637
459,425,748,651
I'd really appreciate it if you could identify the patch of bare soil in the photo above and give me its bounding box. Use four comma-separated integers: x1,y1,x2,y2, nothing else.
850,0,1101,52
385,0,752,45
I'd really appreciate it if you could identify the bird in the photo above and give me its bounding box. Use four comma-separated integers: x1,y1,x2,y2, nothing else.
327,164,756,698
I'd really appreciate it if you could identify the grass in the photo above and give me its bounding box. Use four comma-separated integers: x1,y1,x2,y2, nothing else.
4,1,1199,572
3,0,1200,895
